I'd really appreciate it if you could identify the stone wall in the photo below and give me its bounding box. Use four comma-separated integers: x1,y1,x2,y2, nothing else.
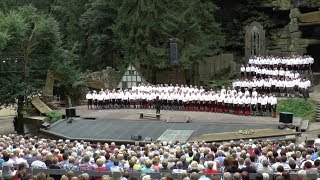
267,8,309,56
85,67,122,90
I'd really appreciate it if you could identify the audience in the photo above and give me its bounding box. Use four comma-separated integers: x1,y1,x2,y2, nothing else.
0,134,320,180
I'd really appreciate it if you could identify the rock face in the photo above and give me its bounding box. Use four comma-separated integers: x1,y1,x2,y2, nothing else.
267,8,309,56
86,67,121,90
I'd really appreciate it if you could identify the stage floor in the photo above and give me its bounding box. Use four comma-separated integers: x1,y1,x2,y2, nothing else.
41,107,287,143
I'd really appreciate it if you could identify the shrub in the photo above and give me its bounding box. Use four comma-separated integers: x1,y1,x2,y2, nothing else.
277,99,317,121
44,111,62,124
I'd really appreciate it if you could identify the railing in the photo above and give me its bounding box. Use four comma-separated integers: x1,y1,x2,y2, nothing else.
1,166,319,180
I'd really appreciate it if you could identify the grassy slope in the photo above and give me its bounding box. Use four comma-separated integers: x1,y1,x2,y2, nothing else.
277,98,317,121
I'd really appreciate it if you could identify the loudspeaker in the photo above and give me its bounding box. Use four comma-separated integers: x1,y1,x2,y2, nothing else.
170,42,178,66
41,122,50,130
66,108,76,118
279,112,293,124
131,135,142,141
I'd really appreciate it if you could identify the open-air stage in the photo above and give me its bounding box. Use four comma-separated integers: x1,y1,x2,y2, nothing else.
40,106,302,143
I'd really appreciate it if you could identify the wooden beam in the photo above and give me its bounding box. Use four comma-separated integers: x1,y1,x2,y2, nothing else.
298,11,320,23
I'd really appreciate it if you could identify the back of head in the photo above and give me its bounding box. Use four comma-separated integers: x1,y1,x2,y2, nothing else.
262,173,269,180
190,172,199,180
223,172,232,180
233,172,241,180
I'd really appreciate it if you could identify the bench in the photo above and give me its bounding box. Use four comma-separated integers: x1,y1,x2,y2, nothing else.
138,112,161,119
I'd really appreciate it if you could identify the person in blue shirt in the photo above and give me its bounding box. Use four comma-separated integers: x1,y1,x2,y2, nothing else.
141,160,155,173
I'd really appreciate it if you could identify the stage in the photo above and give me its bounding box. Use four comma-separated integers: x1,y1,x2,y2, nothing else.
39,107,301,143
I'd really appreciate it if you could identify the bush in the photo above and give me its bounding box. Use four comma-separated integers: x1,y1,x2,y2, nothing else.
44,111,62,124
277,99,317,121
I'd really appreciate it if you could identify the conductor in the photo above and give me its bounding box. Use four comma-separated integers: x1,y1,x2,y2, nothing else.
155,96,161,114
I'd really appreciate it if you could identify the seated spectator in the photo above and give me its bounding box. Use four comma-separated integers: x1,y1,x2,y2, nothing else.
35,172,47,180
203,162,217,174
31,154,47,169
66,170,75,180
241,158,256,173
226,160,242,173
233,172,242,180
140,160,154,173
2,151,16,180
257,158,273,174
159,159,171,173
314,134,320,148
94,158,108,172
48,156,61,180
189,172,199,180
241,171,249,180
110,159,123,172
188,161,200,173
15,152,29,168
314,159,320,171
172,161,186,174
304,161,318,174
14,163,30,180
79,155,94,171
151,159,161,172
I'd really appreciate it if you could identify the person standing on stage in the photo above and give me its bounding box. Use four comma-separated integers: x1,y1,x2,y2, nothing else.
257,94,262,116
251,94,257,116
92,90,98,109
271,94,277,118
240,64,246,79
261,95,268,117
86,91,93,109
244,95,251,116
155,96,161,114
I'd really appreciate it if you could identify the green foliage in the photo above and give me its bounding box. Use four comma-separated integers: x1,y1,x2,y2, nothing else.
216,0,275,51
44,111,62,124
203,67,234,90
112,0,223,81
80,0,120,70
277,99,317,121
0,6,62,106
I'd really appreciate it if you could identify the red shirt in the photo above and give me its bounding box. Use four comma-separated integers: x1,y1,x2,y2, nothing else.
53,154,63,162
204,169,218,174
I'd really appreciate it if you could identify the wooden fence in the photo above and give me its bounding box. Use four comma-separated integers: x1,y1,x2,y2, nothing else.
197,53,235,81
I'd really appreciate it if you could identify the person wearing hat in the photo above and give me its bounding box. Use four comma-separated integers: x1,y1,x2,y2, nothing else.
188,161,200,173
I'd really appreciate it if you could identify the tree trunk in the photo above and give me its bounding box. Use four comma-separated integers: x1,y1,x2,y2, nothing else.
16,95,25,135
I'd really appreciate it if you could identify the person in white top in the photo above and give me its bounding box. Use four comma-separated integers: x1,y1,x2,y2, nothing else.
267,94,273,116
314,134,320,148
92,90,98,109
245,65,251,78
182,92,189,111
86,91,93,109
104,90,110,109
97,91,104,109
244,95,251,116
223,94,229,113
217,94,224,113
240,64,246,79
261,95,268,116
250,94,257,116
257,94,262,116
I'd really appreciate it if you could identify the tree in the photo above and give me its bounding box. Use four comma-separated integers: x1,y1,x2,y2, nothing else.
0,6,62,134
112,0,223,82
80,0,121,70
